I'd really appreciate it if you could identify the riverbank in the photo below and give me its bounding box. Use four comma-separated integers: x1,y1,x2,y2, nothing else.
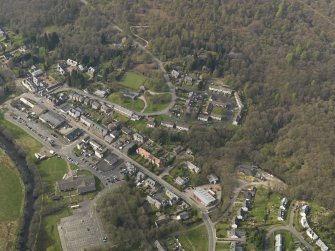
0,148,25,251
0,132,37,251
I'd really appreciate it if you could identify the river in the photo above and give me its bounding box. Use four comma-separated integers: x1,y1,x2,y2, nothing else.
0,132,37,251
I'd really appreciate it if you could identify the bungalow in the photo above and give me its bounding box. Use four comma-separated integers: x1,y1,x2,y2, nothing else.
186,161,200,174
161,121,175,128
207,174,219,184
230,228,246,239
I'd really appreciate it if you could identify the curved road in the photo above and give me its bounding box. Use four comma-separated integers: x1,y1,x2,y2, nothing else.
264,202,314,251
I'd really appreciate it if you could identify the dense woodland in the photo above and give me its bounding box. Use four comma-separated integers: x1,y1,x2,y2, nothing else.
97,183,181,250
0,0,335,244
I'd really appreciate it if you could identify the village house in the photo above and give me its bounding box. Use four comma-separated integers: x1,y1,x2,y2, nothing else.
316,239,329,251
175,176,189,186
57,63,67,76
80,115,94,127
280,197,289,210
136,147,164,167
306,228,318,241
144,178,157,190
275,234,282,251
186,161,200,173
198,114,209,122
176,123,189,131
161,121,175,129
67,58,78,67
231,216,239,229
91,100,101,110
91,123,108,138
88,66,97,77
147,117,156,128
171,70,180,78
133,133,144,143
208,85,233,95
165,189,180,203
207,174,219,184
136,171,146,183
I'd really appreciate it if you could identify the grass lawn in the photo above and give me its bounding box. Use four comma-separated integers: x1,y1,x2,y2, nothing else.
212,106,227,116
216,242,231,250
108,92,145,112
119,72,147,90
0,149,24,251
178,225,208,251
215,218,230,238
0,115,42,158
38,157,68,194
144,92,172,113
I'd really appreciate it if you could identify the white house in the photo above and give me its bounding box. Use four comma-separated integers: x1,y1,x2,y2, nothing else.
186,161,200,174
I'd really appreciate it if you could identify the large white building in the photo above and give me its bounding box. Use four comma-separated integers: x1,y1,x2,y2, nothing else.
193,188,216,207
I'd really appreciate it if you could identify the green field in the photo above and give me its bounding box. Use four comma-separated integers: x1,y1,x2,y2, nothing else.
0,149,24,251
119,72,147,90
36,157,70,251
0,114,42,158
212,106,227,116
38,157,68,193
144,92,172,113
178,225,208,251
108,92,145,112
